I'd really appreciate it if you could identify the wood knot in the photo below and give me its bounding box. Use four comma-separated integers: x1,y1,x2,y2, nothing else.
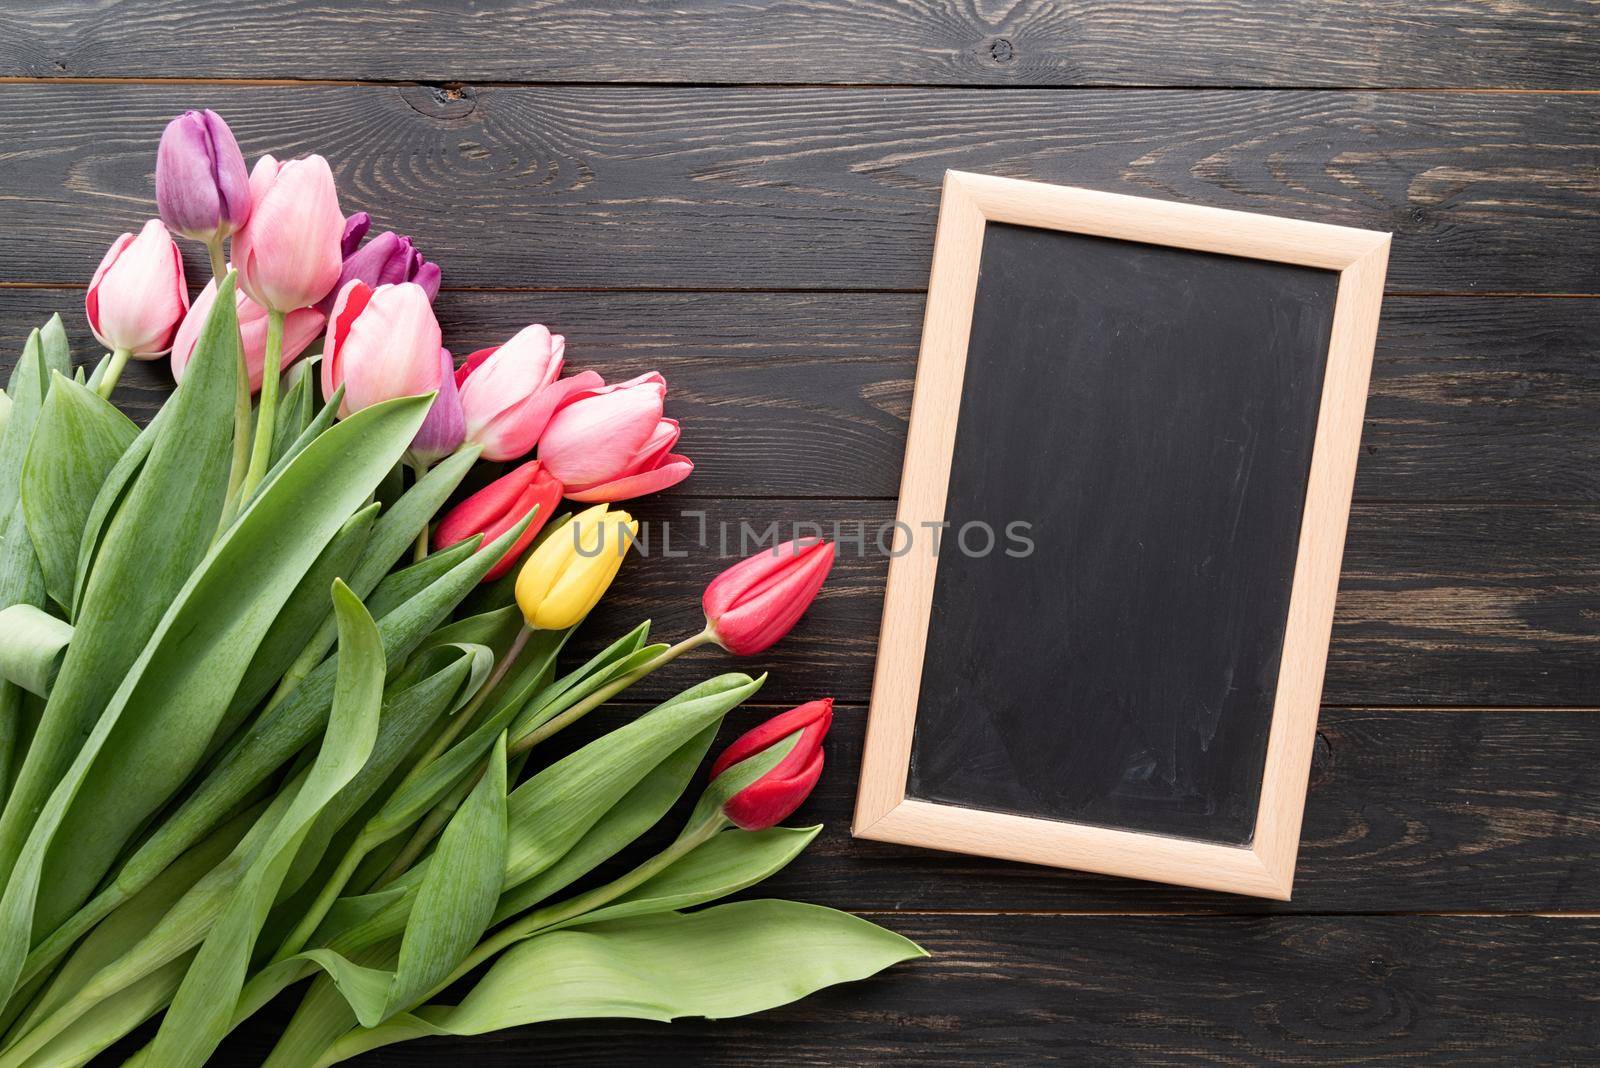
985,37,1017,64
401,84,478,121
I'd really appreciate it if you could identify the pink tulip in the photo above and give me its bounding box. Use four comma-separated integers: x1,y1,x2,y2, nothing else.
169,273,324,391
537,372,694,502
454,325,601,462
703,538,835,656
321,280,441,417
233,154,344,313
86,219,189,357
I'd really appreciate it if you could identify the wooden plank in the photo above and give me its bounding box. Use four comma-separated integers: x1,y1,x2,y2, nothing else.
0,85,1595,293
562,497,1600,708
3,0,1596,89
3,289,1597,504
532,706,1600,914
190,915,1600,1065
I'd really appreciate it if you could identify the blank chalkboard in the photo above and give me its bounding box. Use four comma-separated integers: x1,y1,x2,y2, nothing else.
855,174,1389,897
905,223,1337,845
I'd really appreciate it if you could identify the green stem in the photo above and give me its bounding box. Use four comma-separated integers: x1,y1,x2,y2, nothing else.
511,626,717,755
204,236,229,286
94,348,131,399
273,838,369,962
408,461,432,562
238,309,284,501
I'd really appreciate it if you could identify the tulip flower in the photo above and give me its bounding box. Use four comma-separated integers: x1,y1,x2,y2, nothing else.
434,460,563,581
320,280,442,418
155,109,251,258
316,228,441,315
409,348,467,468
455,325,601,462
514,503,637,631
537,372,694,502
86,220,189,396
703,538,835,656
170,273,323,392
233,153,344,314
709,699,832,830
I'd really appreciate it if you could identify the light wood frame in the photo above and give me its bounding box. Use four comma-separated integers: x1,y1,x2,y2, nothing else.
852,171,1391,900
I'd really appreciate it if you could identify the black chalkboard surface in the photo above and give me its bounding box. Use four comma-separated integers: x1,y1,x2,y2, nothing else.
855,173,1388,897
905,224,1338,845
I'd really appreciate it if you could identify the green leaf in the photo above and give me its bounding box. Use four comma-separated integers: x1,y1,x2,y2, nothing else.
0,280,243,899
359,536,479,622
19,375,138,609
68,413,157,619
148,580,385,1068
0,389,430,1003
0,321,69,543
16,510,538,992
0,605,71,697
270,358,317,469
508,621,656,741
315,901,926,1066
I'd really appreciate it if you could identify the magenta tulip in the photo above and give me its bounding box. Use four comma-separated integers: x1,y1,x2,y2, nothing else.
316,228,441,315
709,699,832,830
233,154,344,313
703,538,835,656
170,273,324,392
455,325,601,462
537,372,694,502
155,109,252,243
86,219,189,358
409,347,467,465
321,280,442,417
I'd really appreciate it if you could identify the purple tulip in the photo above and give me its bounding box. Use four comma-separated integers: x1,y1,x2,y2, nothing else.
410,347,467,465
155,109,252,243
316,227,441,314
340,212,371,258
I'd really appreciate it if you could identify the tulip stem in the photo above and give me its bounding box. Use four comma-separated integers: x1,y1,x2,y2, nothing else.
94,348,131,399
409,459,432,562
510,625,718,756
238,309,285,501
204,236,228,287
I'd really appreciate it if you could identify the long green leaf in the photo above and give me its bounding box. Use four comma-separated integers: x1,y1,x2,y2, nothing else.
0,607,70,698
0,279,242,896
0,324,69,542
0,389,429,1002
314,901,926,1066
149,581,384,1068
19,375,137,609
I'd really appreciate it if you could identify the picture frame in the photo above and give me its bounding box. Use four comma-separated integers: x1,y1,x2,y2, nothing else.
852,171,1391,899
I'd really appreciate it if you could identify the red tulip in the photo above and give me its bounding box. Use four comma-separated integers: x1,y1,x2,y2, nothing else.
433,460,564,581
455,325,600,462
86,220,189,357
702,538,835,656
537,372,693,502
709,699,833,830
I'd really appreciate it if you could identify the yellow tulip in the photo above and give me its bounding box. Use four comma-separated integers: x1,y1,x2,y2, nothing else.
514,503,638,629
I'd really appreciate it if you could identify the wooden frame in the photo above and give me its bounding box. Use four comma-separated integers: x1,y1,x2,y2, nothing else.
852,172,1390,900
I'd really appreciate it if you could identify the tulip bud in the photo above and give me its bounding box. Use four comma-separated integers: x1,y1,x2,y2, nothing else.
233,153,345,313
538,372,694,502
708,699,832,830
170,272,324,392
155,109,252,243
514,503,637,630
435,460,563,581
340,212,371,258
455,325,601,462
703,538,835,656
320,280,442,417
86,219,189,358
408,347,467,466
315,229,441,315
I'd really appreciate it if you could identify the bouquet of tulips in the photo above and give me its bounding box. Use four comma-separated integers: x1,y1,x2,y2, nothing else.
0,110,921,1066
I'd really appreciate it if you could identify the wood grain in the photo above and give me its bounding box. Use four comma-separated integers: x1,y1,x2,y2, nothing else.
544,705,1600,914
183,915,1600,1066
0,85,1595,292
560,497,1600,708
3,288,1596,504
3,0,1597,89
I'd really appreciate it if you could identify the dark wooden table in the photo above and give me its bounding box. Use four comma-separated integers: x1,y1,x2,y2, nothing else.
1,2,1597,1063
